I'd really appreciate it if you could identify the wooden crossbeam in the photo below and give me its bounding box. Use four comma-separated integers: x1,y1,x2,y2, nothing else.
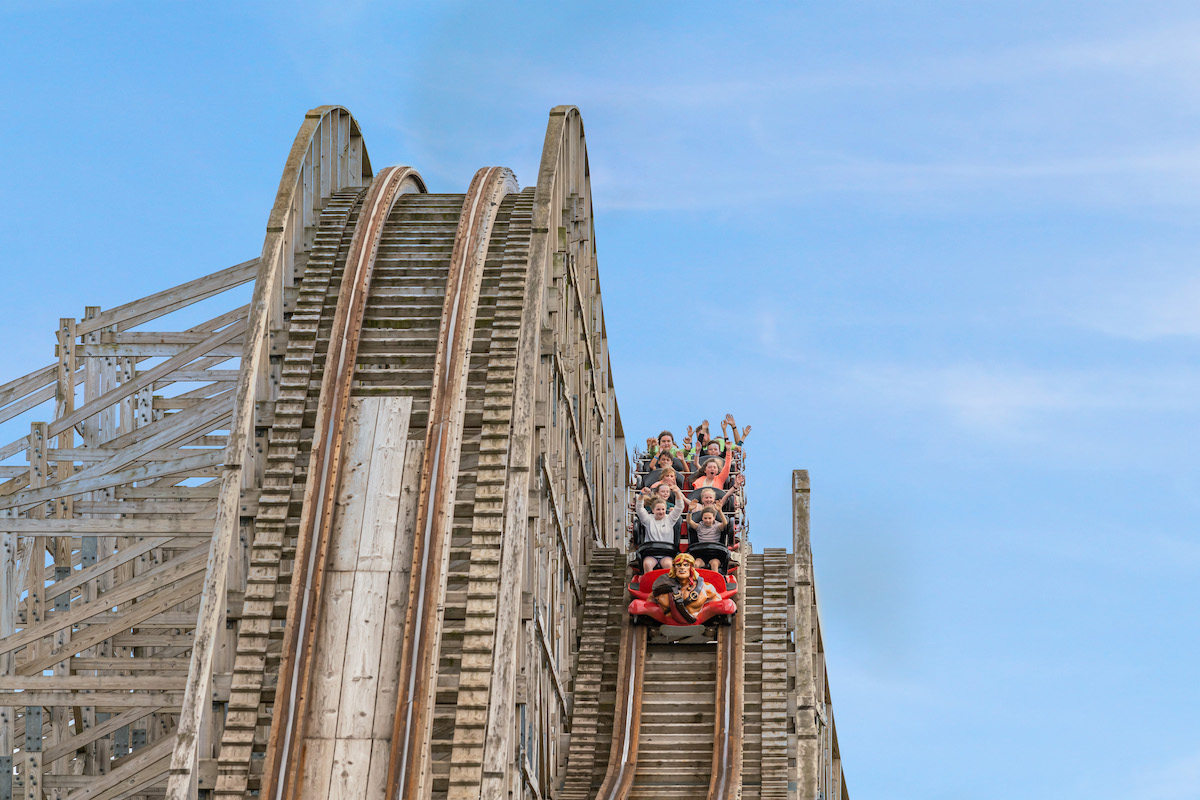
0,549,206,654
76,258,256,335
39,706,163,764
46,320,245,440
63,733,175,800
0,519,212,534
4,449,225,509
0,676,187,691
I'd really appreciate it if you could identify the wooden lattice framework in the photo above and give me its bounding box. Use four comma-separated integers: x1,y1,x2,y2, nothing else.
0,105,848,800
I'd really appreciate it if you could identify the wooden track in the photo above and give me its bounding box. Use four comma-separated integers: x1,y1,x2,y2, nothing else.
0,106,851,800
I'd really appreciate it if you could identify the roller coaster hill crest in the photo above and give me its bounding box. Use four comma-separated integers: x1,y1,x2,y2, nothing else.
0,105,848,800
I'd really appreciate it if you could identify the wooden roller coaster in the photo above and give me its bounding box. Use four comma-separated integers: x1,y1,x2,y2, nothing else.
0,105,848,800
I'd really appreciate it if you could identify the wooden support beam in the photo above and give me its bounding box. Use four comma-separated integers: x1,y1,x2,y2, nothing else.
0,676,187,691
540,459,582,603
76,259,257,336
3,417,229,509
43,319,245,442
0,548,206,655
63,733,175,800
14,574,206,677
39,706,162,766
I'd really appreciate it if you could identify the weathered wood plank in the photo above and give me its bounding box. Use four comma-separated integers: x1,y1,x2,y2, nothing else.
355,397,411,571
15,575,205,676
0,518,213,534
39,707,162,764
370,442,423,740
296,738,335,800
334,571,388,740
61,734,174,800
3,692,185,707
304,571,354,740
326,399,376,572
0,549,207,656
326,738,371,800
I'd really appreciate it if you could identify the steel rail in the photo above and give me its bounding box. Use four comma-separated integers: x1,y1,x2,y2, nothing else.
261,164,425,800
707,612,744,800
593,618,646,800
386,166,518,800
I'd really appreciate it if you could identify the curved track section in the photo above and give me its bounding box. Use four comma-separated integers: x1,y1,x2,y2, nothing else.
213,186,368,799
387,166,519,800
171,104,375,798
0,104,859,800
263,165,426,800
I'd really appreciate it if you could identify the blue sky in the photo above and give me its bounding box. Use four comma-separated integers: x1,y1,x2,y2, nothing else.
2,2,1198,797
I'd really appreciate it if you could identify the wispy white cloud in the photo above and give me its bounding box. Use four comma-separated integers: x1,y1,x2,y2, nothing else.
503,21,1200,213
1062,273,1200,341
839,362,1200,434
1132,744,1200,800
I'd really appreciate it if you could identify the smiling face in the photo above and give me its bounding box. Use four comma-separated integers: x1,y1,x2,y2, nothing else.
652,500,667,520
706,441,721,455
700,489,717,505
659,433,675,450
655,484,672,501
701,511,715,526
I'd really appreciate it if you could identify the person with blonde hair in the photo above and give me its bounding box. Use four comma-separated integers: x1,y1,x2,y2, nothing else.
686,504,730,572
634,484,686,573
650,552,719,623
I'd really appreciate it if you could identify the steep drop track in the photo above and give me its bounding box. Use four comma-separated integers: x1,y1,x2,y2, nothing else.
214,186,537,798
561,554,752,800
0,105,849,800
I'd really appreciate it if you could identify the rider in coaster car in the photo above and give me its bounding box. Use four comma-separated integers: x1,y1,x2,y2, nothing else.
692,415,750,458
642,430,689,472
651,552,720,624
687,481,743,514
642,482,681,512
640,463,684,493
691,448,733,491
638,453,679,490
687,504,731,573
634,484,686,574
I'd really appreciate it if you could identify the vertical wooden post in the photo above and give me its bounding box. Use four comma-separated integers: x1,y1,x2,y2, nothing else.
792,469,819,800
23,706,42,800
51,319,77,782
79,306,105,774
0,508,15,800
26,423,47,666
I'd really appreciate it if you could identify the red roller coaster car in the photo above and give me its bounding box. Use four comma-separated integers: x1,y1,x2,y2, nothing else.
628,567,738,626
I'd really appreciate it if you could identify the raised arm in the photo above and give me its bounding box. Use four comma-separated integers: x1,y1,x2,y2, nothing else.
716,447,733,485
668,485,687,521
